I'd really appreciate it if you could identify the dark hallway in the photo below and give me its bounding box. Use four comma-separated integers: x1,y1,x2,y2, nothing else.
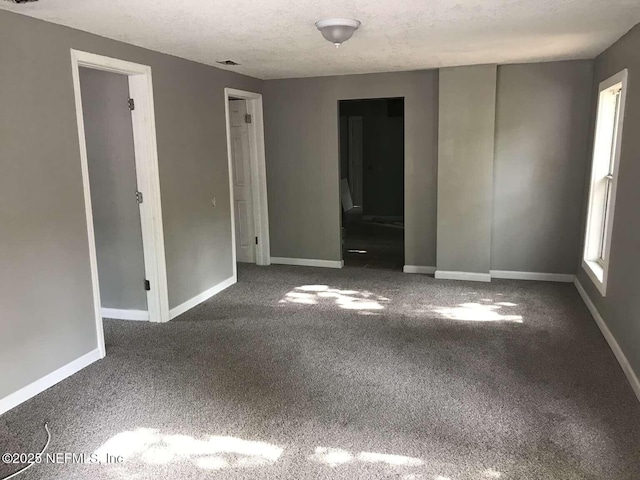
339,98,404,271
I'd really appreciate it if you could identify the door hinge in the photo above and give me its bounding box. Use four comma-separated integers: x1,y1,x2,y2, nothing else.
245,114,252,124
255,236,258,245
144,279,151,291
136,191,143,204
128,98,135,111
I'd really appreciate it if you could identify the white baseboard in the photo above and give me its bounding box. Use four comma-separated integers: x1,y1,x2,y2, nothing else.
403,265,436,275
431,270,575,283
490,270,575,283
169,275,237,320
574,278,640,403
435,270,491,282
0,348,101,416
270,257,344,269
101,308,149,321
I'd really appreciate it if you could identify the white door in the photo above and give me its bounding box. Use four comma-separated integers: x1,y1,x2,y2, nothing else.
229,99,256,263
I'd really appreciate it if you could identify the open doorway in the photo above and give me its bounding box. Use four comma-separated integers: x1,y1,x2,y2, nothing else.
71,50,169,357
79,68,149,322
339,98,405,271
224,88,270,271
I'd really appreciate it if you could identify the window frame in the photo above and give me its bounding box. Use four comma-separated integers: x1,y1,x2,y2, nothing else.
582,69,628,296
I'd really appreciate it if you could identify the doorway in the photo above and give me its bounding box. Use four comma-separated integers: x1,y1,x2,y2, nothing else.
339,98,405,271
224,88,270,270
79,67,149,322
71,50,169,357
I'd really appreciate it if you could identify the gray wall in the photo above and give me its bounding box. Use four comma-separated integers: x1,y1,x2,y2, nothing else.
264,63,595,273
263,70,439,265
80,68,147,311
0,10,261,400
437,65,497,274
492,61,594,273
576,25,640,381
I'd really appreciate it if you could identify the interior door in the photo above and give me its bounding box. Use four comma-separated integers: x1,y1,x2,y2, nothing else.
229,99,256,263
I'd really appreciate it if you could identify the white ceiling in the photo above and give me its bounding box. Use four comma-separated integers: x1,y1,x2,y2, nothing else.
3,0,640,79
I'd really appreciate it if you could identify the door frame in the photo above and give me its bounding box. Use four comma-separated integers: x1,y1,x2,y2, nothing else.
71,49,170,356
224,88,270,271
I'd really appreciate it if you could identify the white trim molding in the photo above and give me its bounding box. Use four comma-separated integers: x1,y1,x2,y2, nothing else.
403,265,436,275
70,49,170,363
435,270,491,282
490,270,575,283
169,275,237,320
581,69,628,298
574,278,640,402
101,308,149,321
0,349,101,415
271,257,344,269
224,88,271,271
582,259,607,296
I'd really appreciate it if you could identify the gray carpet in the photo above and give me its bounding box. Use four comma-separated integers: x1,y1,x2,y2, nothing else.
2,264,640,480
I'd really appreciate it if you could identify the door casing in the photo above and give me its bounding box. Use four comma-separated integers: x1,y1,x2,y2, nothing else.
224,88,271,270
71,49,171,358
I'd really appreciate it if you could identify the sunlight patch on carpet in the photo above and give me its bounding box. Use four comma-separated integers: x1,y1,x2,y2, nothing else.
309,446,424,468
280,285,390,310
431,302,523,323
94,429,283,470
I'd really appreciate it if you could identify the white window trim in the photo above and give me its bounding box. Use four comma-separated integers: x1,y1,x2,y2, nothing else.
582,69,628,297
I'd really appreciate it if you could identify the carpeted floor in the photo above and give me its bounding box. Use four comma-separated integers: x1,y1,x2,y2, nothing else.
2,264,640,479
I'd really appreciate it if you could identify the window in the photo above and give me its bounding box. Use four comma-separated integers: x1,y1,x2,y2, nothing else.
582,69,628,296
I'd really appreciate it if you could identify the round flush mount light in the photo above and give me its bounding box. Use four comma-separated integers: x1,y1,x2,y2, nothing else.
315,18,361,48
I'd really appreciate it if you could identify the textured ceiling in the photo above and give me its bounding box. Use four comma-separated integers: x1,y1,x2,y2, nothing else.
2,0,640,79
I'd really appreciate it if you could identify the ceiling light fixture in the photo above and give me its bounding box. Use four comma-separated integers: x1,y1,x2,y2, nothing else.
315,18,361,48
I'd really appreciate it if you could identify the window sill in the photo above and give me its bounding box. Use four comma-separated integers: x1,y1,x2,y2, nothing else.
582,259,607,297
